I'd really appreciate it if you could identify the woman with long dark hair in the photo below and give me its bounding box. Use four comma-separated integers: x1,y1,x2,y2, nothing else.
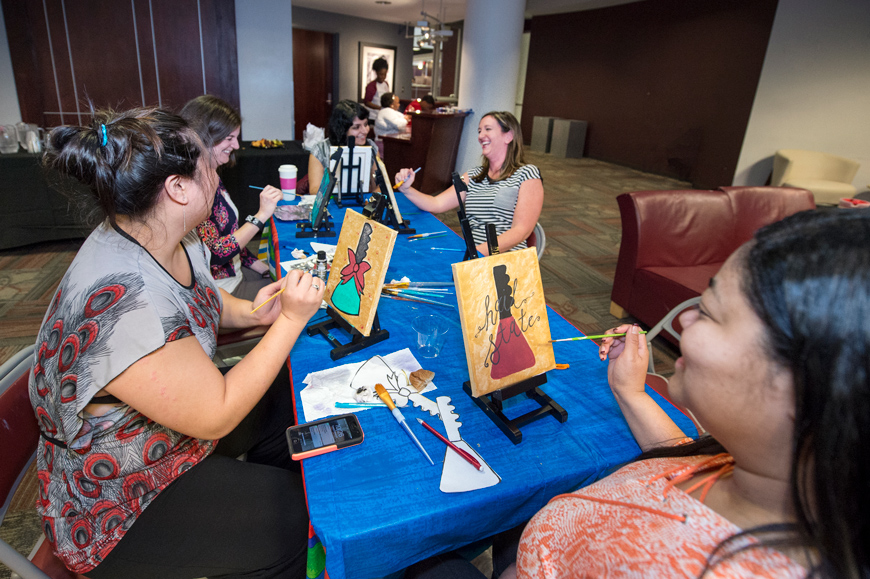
305,99,376,194
517,208,870,577
406,209,869,579
394,111,543,255
33,108,325,578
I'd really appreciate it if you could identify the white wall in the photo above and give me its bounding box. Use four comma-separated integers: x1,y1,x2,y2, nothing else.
733,0,870,190
235,0,295,140
455,0,526,173
291,6,413,103
0,2,22,124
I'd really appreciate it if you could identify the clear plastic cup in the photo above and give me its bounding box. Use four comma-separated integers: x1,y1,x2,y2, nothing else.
412,315,450,358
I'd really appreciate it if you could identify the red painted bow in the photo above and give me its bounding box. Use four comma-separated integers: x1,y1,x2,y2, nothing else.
340,248,371,294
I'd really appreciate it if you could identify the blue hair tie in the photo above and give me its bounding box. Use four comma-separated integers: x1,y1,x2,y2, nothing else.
100,124,108,147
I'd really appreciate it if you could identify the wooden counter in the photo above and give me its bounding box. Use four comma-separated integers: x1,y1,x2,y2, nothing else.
382,111,470,193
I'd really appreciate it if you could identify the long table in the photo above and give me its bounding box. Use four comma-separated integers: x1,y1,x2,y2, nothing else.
0,141,311,251
272,195,694,579
0,150,91,250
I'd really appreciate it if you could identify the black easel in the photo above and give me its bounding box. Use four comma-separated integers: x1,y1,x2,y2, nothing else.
294,220,335,238
461,225,568,444
463,374,567,444
306,306,389,361
335,137,366,208
363,157,415,234
452,172,479,261
296,151,341,238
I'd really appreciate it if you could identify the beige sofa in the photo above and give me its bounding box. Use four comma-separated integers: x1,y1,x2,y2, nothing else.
771,149,860,205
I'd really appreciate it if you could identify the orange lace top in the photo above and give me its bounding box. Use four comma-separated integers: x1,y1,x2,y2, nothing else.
517,455,805,578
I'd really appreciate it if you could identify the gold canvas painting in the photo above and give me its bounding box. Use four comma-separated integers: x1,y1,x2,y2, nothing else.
325,209,397,336
452,248,555,397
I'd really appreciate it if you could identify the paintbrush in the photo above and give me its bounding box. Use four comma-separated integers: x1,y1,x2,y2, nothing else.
384,282,454,288
381,293,454,309
250,287,285,314
393,167,421,190
389,288,448,298
409,233,446,240
550,330,648,342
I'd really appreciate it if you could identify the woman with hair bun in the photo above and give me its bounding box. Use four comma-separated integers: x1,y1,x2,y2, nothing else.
32,107,323,578
180,94,281,300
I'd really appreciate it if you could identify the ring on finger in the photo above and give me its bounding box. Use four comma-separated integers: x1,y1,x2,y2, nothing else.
312,283,320,290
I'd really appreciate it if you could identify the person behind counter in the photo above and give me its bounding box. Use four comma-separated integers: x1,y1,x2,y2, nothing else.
180,95,281,300
33,107,325,578
394,111,543,255
374,92,410,137
405,94,436,115
407,208,870,578
363,57,390,121
305,99,377,193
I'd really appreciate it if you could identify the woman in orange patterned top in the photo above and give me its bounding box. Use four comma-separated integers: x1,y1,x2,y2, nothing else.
406,209,869,579
515,209,870,578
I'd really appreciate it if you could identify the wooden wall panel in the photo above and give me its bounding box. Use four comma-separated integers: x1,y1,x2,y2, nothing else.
42,1,79,121
150,0,207,110
133,0,160,107
521,0,779,188
201,0,239,110
2,0,239,128
64,0,142,113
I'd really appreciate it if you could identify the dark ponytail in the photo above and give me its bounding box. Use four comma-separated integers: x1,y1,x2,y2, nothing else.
43,108,202,227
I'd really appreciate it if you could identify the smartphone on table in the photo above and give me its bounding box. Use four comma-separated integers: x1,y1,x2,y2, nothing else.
286,413,364,460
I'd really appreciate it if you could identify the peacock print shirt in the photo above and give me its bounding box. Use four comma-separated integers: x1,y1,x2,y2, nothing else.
29,222,222,573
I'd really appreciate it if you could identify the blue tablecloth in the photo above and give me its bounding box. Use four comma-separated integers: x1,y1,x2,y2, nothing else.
274,195,694,579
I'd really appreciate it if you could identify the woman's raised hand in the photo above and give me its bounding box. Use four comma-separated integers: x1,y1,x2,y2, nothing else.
278,269,326,325
600,324,649,400
394,168,416,192
257,185,283,219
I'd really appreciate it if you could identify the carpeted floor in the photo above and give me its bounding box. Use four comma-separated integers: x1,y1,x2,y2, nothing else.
0,151,688,577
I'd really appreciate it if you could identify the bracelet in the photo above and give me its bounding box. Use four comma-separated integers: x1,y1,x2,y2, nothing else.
245,215,265,232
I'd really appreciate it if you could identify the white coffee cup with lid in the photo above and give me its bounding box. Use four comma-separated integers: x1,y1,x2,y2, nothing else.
279,165,297,201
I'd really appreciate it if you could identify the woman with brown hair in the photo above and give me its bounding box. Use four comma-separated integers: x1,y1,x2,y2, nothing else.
181,95,282,300
394,111,543,255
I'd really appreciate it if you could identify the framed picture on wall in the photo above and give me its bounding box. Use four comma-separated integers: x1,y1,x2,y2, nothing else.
359,42,397,102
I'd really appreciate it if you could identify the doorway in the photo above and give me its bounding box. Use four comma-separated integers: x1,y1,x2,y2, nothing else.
293,28,336,140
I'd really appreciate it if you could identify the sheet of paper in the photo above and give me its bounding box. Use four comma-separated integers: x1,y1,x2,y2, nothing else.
310,241,336,259
300,348,437,422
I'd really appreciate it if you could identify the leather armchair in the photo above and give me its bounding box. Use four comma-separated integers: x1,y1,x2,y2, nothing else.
611,186,815,343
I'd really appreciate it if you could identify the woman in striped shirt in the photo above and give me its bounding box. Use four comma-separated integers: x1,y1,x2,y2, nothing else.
394,111,543,255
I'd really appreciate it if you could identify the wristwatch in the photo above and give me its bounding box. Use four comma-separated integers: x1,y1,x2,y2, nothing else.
245,215,265,231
